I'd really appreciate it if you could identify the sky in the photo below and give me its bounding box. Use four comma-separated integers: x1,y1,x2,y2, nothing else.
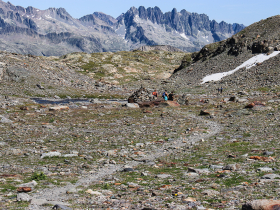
3,0,280,26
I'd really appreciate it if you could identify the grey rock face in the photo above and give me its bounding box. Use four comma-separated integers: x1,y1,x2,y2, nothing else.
115,6,245,52
0,1,129,56
0,2,244,56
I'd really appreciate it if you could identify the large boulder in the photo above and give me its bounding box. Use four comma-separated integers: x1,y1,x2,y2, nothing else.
4,66,29,82
242,199,280,210
0,62,6,81
128,87,154,103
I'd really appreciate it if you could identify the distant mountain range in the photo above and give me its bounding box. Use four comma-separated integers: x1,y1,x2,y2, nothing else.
0,1,245,56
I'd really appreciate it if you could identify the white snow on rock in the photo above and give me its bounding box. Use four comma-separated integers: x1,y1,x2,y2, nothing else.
202,51,280,83
180,33,189,40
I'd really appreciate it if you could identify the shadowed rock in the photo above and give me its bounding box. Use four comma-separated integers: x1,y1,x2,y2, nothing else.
242,200,280,210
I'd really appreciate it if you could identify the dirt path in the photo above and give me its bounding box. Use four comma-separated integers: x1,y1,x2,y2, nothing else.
28,114,222,209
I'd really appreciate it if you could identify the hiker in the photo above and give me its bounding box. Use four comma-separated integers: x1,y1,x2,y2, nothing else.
217,87,220,94
220,87,223,94
162,90,168,101
168,91,174,101
152,89,158,98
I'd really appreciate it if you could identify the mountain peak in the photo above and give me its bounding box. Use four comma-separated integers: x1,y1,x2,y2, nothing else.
115,6,245,51
0,3,245,56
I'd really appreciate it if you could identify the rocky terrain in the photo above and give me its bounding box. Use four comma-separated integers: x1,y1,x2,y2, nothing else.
58,50,186,87
165,15,280,96
134,45,183,53
1,78,280,209
1,15,280,210
0,1,245,56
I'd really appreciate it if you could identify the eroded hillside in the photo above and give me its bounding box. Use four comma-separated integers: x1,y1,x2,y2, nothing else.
58,50,186,88
172,15,280,94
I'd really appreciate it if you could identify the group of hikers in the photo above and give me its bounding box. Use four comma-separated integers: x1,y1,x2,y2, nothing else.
217,87,223,94
152,89,174,101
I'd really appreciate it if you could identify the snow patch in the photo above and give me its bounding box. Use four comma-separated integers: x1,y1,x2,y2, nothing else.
202,51,280,83
180,33,189,40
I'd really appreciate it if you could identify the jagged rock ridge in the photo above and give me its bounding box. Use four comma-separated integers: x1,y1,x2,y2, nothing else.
0,1,245,56
115,6,245,52
0,0,129,56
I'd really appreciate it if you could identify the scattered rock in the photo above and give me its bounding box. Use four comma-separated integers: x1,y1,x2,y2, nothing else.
17,180,37,188
188,167,210,174
261,174,280,179
156,174,172,179
49,106,69,111
242,199,280,210
123,168,134,172
85,189,102,196
200,110,211,116
201,189,219,196
257,167,273,172
124,103,139,108
52,204,72,210
41,152,62,159
17,187,32,192
17,193,31,202
0,115,13,123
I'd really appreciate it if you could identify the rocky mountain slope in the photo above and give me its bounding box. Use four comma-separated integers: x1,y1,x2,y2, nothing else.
171,15,280,93
1,15,280,210
0,48,186,100
1,50,280,209
58,50,185,87
0,1,129,56
115,6,245,52
0,1,245,56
